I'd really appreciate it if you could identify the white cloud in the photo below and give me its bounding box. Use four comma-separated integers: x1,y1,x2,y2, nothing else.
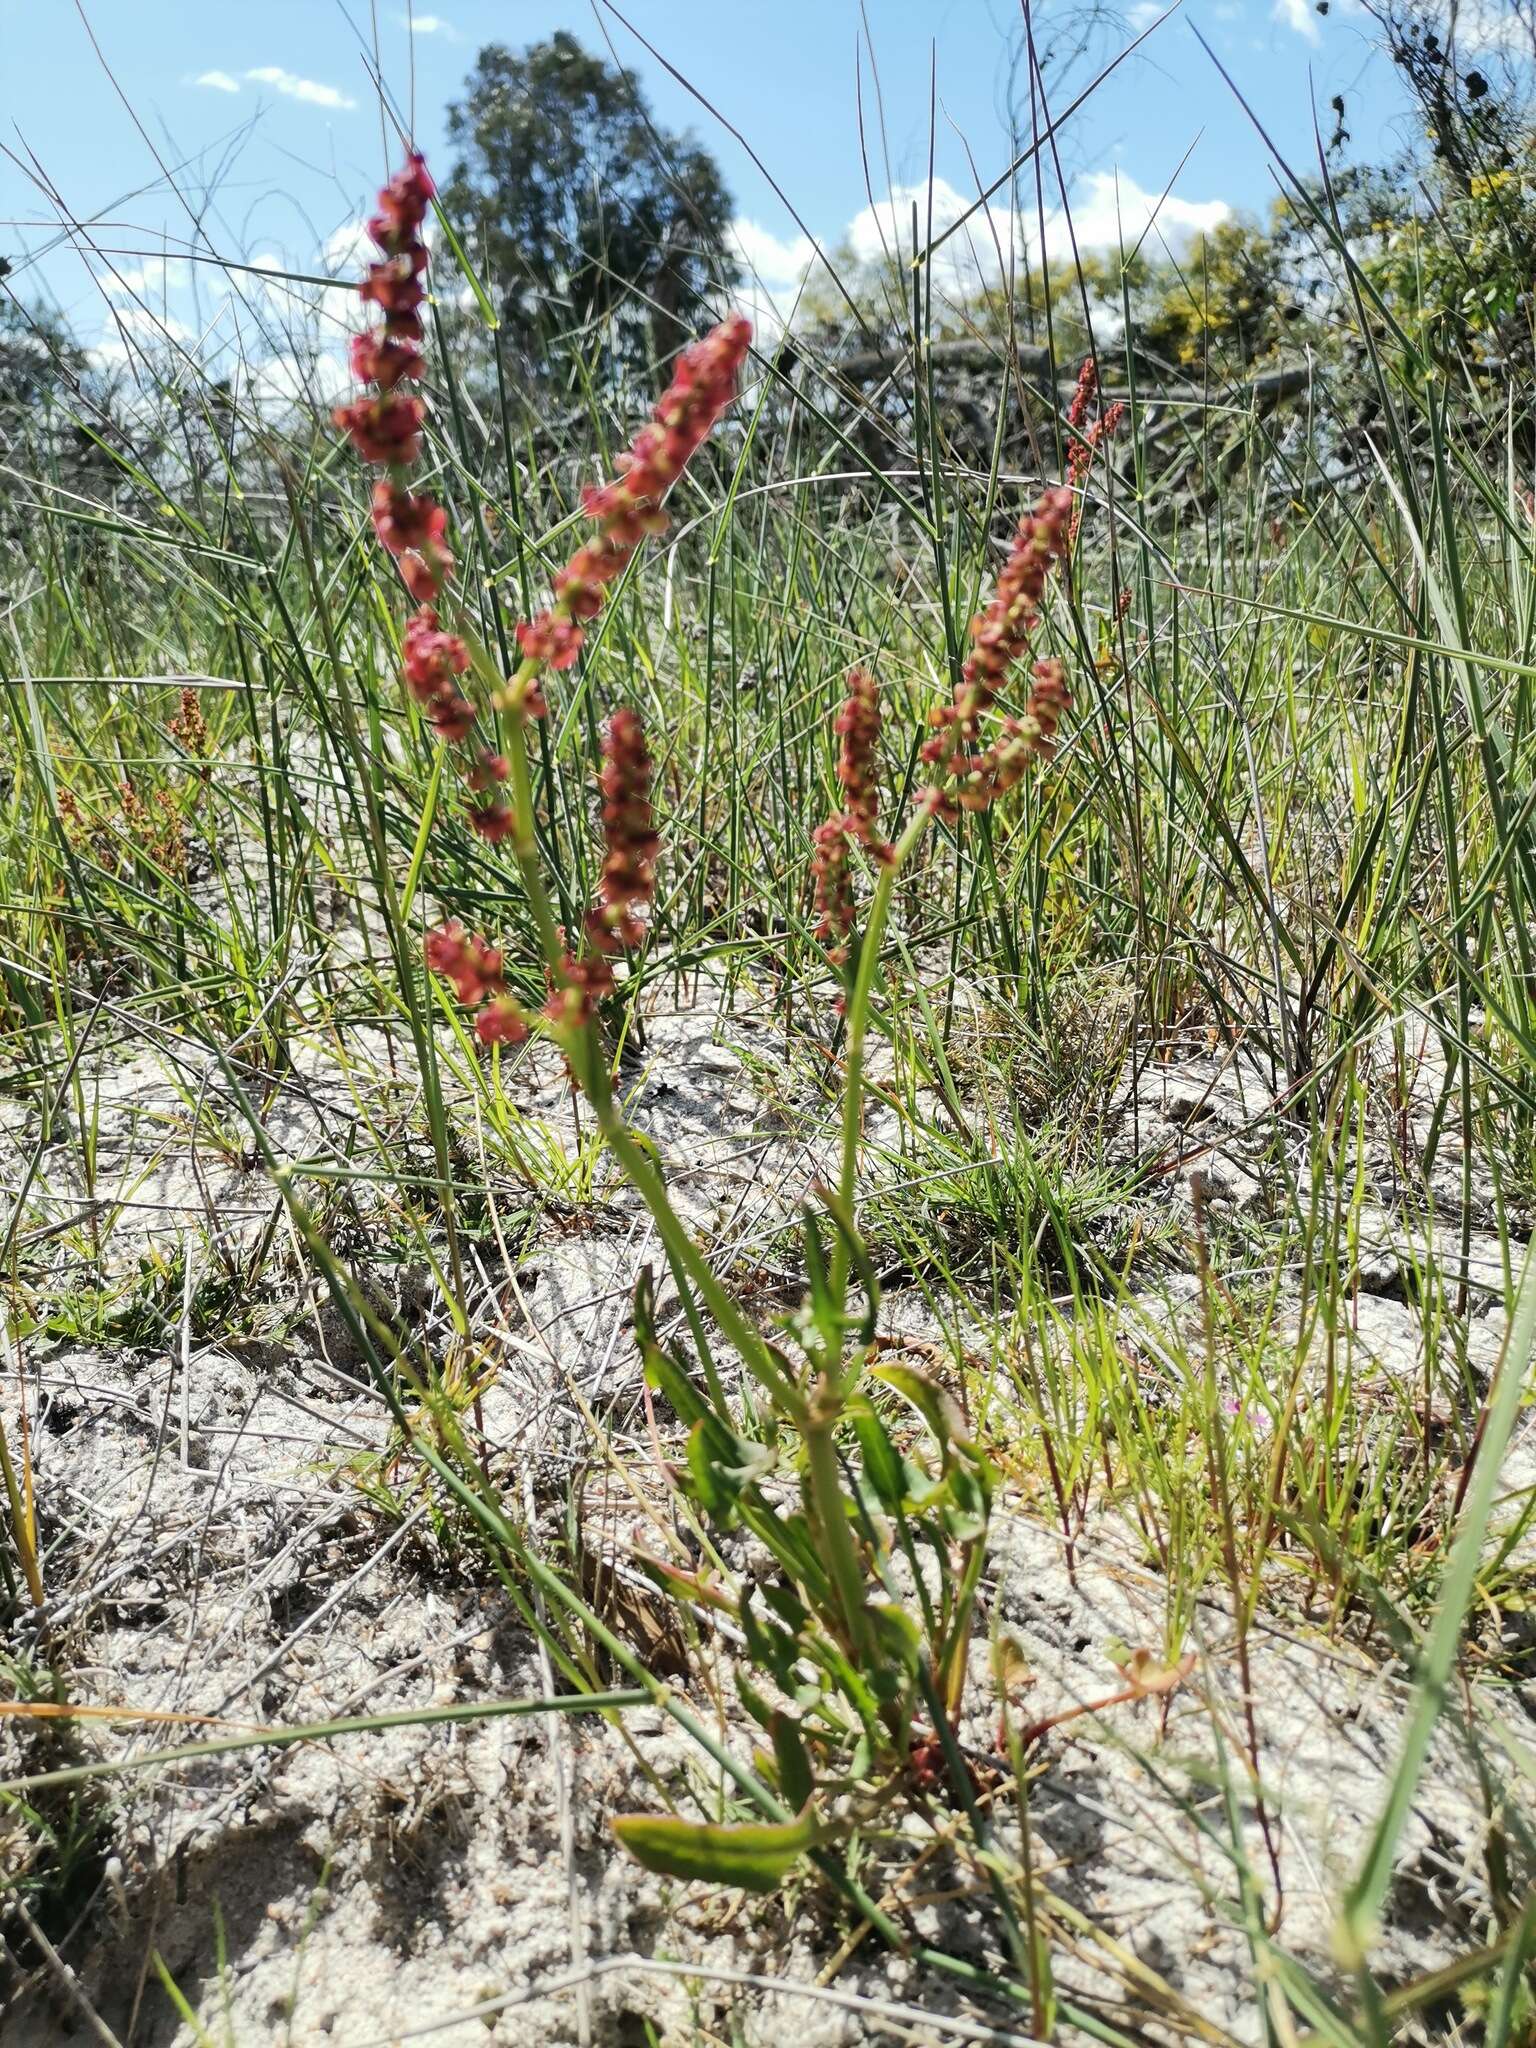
730,220,817,290
245,66,356,110
103,257,190,302
317,221,375,328
1127,2,1164,28
729,173,1229,339
1057,170,1230,258
400,11,458,34
726,220,822,340
192,69,240,93
324,219,374,273
849,179,974,268
1272,0,1321,41
843,173,1230,303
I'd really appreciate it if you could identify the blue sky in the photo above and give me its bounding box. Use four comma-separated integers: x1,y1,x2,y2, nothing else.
0,0,1422,377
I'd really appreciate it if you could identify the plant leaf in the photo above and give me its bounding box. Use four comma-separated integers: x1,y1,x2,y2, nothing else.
872,1360,972,1464
770,1711,815,1810
612,1806,817,1894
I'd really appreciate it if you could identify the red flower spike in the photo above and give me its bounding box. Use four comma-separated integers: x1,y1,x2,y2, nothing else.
514,314,751,673
368,152,435,250
920,489,1074,803
810,816,857,965
1064,359,1126,547
808,668,899,965
1024,657,1071,756
1066,356,1098,479
832,666,889,856
585,707,659,955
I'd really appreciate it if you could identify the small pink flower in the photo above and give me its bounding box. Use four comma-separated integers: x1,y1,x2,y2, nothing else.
358,248,428,330
371,481,447,558
426,921,503,1005
402,607,476,742
350,330,422,391
368,151,435,247
515,611,584,674
542,951,615,1030
476,996,529,1045
399,551,448,604
333,391,425,465
427,693,476,744
402,608,470,700
468,799,515,844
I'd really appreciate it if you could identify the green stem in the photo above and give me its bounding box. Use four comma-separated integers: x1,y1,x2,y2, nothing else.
500,669,568,981
832,806,934,1309
1,1692,649,1797
500,704,802,1419
585,1058,802,1417
805,1407,872,1659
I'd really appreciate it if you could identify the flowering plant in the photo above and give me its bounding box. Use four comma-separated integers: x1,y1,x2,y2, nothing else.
337,147,1081,1885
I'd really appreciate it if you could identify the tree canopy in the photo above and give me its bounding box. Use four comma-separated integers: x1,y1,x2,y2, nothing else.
440,33,738,382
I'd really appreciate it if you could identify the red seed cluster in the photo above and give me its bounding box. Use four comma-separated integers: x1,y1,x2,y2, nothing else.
542,949,617,1032
530,709,661,1032
834,667,885,849
1065,355,1099,482
336,150,473,747
918,490,1073,818
343,166,746,1054
942,657,1072,815
810,815,858,965
168,686,211,762
811,668,894,964
402,608,475,743
424,923,530,1046
475,995,531,1045
515,315,752,680
424,921,500,1005
371,479,454,596
586,707,659,956
1064,356,1126,547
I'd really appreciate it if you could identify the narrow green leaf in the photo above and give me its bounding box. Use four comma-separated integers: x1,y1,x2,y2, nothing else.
612,1805,817,1894
770,1711,816,1811
1338,1235,1536,1964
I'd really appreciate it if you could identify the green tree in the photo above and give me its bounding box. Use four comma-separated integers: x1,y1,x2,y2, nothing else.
440,34,738,382
0,288,124,538
1129,216,1298,375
